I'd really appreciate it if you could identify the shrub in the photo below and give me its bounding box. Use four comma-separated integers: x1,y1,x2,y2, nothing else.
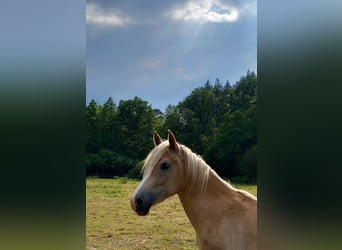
127,160,144,179
86,153,104,176
239,145,257,183
86,149,138,177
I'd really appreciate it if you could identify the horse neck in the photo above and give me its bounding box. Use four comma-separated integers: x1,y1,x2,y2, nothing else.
178,169,240,232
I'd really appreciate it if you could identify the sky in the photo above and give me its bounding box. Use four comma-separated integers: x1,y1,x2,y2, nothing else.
86,0,256,112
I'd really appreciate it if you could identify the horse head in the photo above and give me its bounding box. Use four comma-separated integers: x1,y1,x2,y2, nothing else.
130,130,185,215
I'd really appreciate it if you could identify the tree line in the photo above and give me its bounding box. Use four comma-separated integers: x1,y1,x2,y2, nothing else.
86,70,256,182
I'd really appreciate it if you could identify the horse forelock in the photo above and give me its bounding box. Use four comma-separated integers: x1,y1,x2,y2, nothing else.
141,141,169,176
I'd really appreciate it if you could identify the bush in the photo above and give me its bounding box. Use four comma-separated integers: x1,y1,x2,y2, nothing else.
239,145,257,183
128,160,144,179
86,149,138,177
86,153,103,176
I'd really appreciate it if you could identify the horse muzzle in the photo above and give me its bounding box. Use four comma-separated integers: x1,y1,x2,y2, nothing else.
130,194,152,216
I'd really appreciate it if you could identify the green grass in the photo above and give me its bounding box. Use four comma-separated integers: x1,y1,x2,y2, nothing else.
86,178,257,250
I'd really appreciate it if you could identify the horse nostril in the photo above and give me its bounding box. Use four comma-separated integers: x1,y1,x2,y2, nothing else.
136,198,143,206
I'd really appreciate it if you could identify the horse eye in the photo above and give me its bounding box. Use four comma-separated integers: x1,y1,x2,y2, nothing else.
160,162,171,170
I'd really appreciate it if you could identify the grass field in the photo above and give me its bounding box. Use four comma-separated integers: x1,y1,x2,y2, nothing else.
86,177,257,250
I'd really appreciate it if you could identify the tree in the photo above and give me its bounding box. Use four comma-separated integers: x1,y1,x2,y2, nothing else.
204,109,246,177
86,99,100,154
239,145,257,183
178,87,217,154
163,105,183,139
97,97,120,151
118,97,156,160
230,70,257,112
204,72,257,178
85,71,257,181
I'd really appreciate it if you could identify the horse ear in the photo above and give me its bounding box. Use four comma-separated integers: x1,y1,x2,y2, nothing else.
153,131,163,146
167,129,179,151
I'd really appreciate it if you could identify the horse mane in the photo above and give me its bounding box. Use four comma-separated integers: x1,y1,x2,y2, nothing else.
141,141,210,200
179,144,210,200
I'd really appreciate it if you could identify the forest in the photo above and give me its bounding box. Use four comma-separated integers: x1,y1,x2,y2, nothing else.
86,70,256,182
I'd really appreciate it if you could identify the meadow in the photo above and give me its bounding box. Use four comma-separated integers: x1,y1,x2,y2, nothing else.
86,178,257,250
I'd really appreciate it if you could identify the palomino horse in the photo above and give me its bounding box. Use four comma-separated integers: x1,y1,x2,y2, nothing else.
130,130,257,250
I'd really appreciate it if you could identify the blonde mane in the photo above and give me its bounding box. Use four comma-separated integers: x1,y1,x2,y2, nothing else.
141,141,210,200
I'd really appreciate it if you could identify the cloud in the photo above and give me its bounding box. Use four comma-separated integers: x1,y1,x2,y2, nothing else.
140,57,164,71
168,0,239,23
175,67,193,80
86,3,131,27
240,1,257,17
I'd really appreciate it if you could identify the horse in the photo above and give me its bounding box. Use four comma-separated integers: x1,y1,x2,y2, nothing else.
130,130,257,250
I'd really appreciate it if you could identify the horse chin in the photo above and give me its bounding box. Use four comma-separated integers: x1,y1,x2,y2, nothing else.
136,204,151,216
136,210,149,216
